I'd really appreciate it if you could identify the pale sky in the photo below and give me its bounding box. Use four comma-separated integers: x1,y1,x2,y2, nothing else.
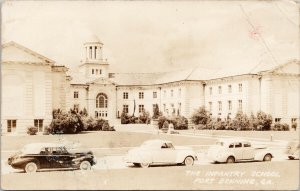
1,0,299,73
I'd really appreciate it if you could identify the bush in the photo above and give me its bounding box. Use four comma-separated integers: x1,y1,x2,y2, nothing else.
171,116,188,130
255,111,272,131
49,109,84,134
43,125,51,135
158,116,168,129
102,121,115,131
27,126,38,135
139,111,151,124
292,122,297,130
272,123,290,131
191,107,210,125
232,111,250,130
162,120,169,129
121,112,130,124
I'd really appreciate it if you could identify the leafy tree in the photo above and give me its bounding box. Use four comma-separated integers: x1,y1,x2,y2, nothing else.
191,107,210,125
232,111,250,130
256,111,272,131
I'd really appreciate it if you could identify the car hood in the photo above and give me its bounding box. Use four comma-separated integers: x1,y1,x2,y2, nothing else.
68,148,93,155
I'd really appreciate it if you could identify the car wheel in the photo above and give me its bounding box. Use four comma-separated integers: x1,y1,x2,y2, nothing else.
80,161,91,170
24,162,38,173
184,156,194,166
139,163,150,168
263,154,272,162
226,156,235,164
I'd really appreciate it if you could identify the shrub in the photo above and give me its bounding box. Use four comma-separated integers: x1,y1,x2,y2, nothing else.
43,125,51,135
27,126,38,135
272,122,290,131
162,120,169,129
191,107,210,125
214,119,226,130
139,111,151,124
121,112,130,124
158,116,168,129
171,116,188,130
102,121,115,131
292,122,297,130
256,111,272,131
49,109,84,134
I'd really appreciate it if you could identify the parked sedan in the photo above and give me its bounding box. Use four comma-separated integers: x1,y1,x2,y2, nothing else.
8,143,97,173
124,139,197,168
207,138,274,163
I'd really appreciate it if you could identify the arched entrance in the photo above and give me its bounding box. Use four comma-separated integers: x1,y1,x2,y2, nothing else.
95,93,108,119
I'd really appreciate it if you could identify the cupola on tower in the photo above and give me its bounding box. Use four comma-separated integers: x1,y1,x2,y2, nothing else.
79,35,109,79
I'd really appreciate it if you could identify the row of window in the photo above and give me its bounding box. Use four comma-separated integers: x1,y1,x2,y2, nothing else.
123,89,181,100
91,69,102,75
86,46,100,59
7,119,43,133
209,84,242,95
208,100,243,112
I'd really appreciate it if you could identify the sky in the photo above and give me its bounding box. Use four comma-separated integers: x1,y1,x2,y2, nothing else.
1,0,299,73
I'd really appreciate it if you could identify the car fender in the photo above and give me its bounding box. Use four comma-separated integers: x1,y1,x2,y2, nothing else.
175,150,196,163
218,152,236,162
254,150,273,161
12,157,40,168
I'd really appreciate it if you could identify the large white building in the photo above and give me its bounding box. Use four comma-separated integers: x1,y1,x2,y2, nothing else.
1,38,299,134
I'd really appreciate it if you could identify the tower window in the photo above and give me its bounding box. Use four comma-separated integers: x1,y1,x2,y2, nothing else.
95,46,97,59
89,47,92,58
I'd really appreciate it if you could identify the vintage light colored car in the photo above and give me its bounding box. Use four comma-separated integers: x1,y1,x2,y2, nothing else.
207,138,273,163
124,139,197,168
286,139,299,160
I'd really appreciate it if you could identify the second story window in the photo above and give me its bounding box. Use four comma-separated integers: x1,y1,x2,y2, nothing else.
74,91,79,99
209,102,212,112
218,101,222,111
153,92,157,98
228,85,232,93
163,90,166,98
92,69,94,74
139,92,144,99
123,92,128,99
239,84,243,92
178,89,181,97
218,86,222,94
170,90,174,97
209,87,212,95
228,100,232,110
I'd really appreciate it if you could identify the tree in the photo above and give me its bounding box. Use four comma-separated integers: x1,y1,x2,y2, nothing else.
232,111,250,130
256,111,273,131
191,107,210,125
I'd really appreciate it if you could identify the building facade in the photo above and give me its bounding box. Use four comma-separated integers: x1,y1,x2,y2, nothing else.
1,38,299,134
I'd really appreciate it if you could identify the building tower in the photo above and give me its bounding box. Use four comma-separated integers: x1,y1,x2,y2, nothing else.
79,35,109,79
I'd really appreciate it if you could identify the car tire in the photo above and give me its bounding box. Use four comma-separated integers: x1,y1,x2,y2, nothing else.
80,161,91,170
24,162,38,173
139,163,150,168
263,154,272,162
184,156,194,166
226,156,235,164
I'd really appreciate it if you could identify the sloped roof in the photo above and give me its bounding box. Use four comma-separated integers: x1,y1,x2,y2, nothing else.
2,41,55,64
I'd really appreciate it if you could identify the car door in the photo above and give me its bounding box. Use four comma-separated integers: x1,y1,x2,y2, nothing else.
161,143,177,163
56,147,74,168
234,142,244,160
242,142,255,159
38,147,52,169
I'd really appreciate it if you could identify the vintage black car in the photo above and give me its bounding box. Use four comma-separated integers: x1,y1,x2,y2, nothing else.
8,143,97,173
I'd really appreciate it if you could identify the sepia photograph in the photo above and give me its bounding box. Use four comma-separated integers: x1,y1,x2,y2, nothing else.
1,0,299,190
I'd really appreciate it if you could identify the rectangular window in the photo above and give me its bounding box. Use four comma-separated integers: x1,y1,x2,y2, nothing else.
123,92,128,99
73,104,79,113
153,92,157,98
92,69,94,74
209,102,212,112
74,91,79,99
89,47,92,58
95,47,97,59
139,105,144,113
139,92,144,99
170,89,174,97
178,89,181,97
218,101,222,111
239,84,243,92
209,87,212,95
7,120,16,133
163,104,166,112
228,100,232,110
275,118,281,123
238,100,242,110
96,69,98,75
34,119,44,132
99,69,102,74
123,105,129,113
228,85,232,93
163,90,166,98
218,86,222,94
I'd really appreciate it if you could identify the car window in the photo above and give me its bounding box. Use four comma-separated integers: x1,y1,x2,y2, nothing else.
244,142,251,147
40,147,52,155
166,143,174,149
235,142,242,148
229,143,234,148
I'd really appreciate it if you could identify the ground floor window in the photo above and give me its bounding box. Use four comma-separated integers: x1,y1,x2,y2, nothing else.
275,118,281,123
7,120,17,133
123,105,129,113
139,105,144,113
95,111,108,118
34,119,44,132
